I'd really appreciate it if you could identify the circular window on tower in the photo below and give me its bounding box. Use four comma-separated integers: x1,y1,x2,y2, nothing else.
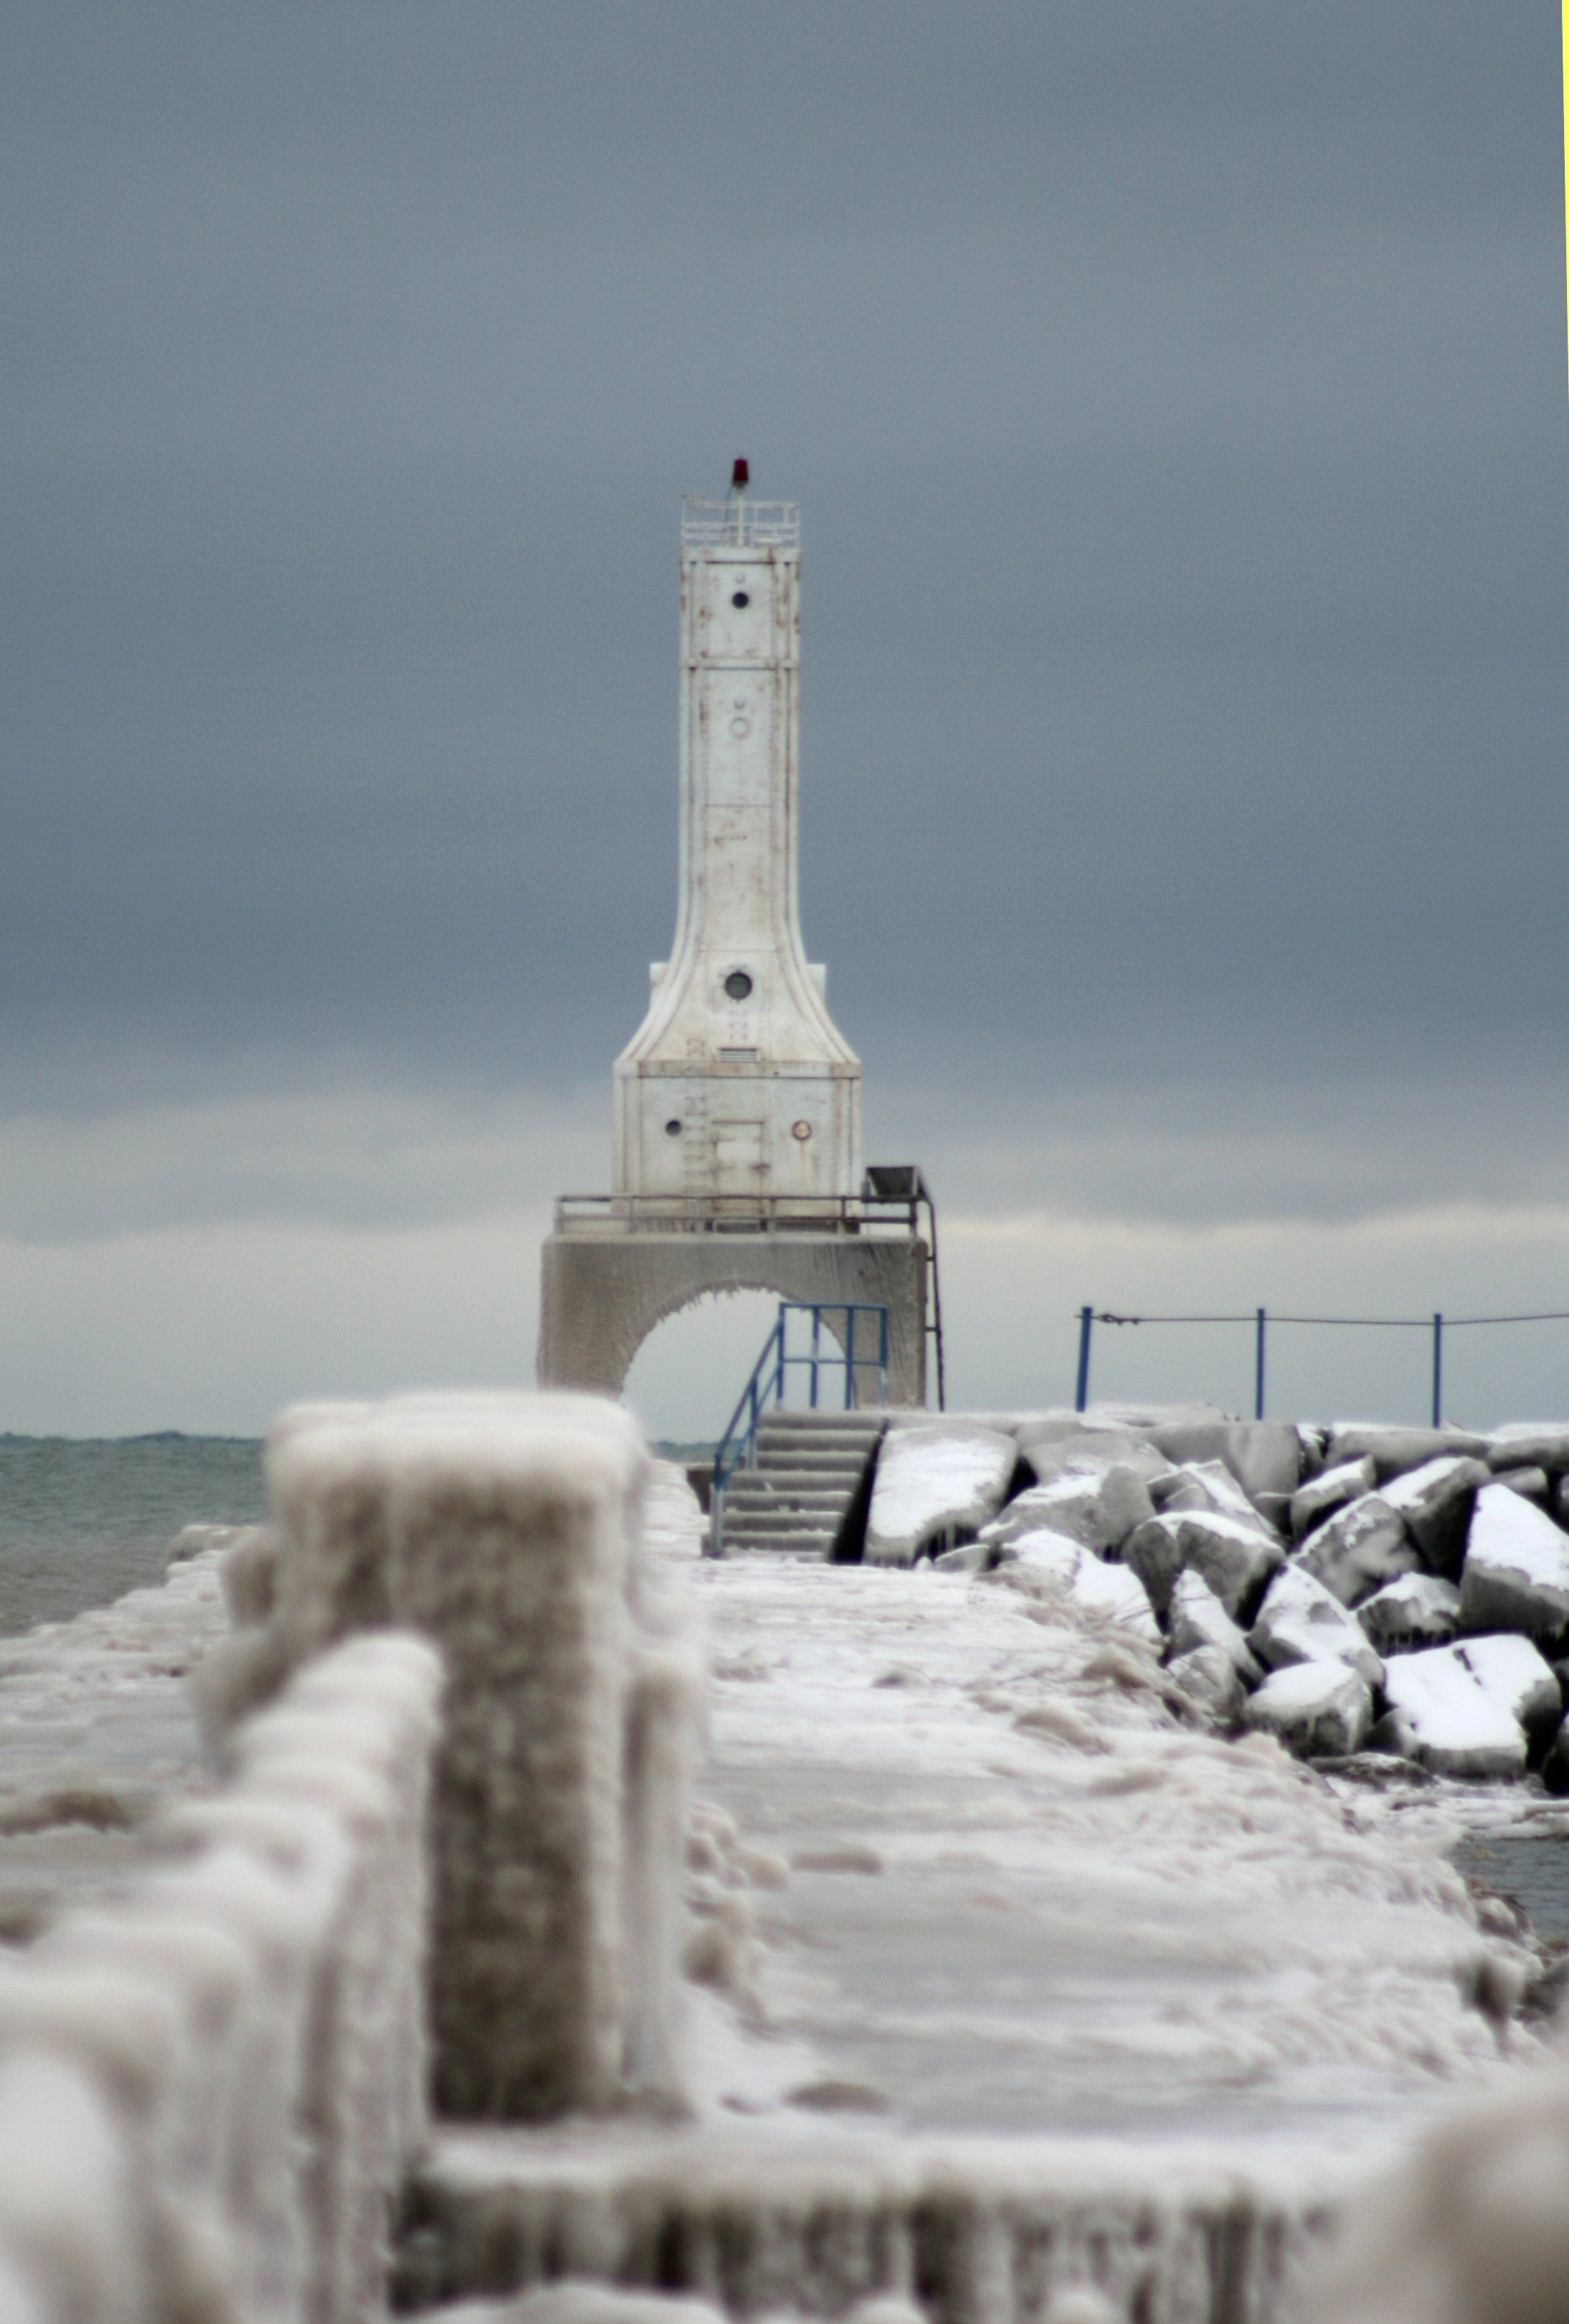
664,1119,682,1137
723,970,754,1002
792,1120,813,1142
731,590,750,609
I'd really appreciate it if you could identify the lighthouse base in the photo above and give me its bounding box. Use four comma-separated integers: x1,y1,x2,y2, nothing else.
537,1229,928,1410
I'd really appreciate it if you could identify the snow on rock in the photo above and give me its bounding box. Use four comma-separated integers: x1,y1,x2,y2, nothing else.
1375,1647,1527,1779
1167,1642,1246,1720
1015,1425,1170,1489
1358,1573,1462,1653
1249,1565,1383,1688
1494,1464,1551,1501
1298,1493,1419,1608
1380,1456,1489,1576
864,1424,1018,1567
1459,1482,1569,1644
996,1530,1161,1645
1122,1508,1284,1620
1486,1420,1569,1472
1147,1418,1301,1499
1290,1456,1376,1540
1153,1458,1275,1536
1454,1632,1562,1741
980,1468,1154,1560
1242,1659,1374,1756
1168,1568,1262,1682
1326,1424,1490,1480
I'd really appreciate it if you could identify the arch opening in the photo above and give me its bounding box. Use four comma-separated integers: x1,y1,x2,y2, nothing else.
622,1288,783,1449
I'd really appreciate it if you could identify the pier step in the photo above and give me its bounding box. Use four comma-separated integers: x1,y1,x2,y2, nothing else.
714,1409,887,1558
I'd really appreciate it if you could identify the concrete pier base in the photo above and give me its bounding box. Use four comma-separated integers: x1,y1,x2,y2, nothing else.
536,1231,929,1408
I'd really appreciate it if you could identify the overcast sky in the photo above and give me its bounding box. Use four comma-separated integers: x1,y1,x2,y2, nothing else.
4,1,1568,1435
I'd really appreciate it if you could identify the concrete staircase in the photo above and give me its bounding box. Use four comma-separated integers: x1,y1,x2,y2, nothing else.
713,1408,887,1558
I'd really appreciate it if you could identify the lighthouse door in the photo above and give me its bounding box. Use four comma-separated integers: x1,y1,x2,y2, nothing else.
710,1118,769,1200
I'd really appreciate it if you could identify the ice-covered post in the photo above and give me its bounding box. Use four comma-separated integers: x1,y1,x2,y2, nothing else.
1075,1306,1094,1411
263,1392,693,2122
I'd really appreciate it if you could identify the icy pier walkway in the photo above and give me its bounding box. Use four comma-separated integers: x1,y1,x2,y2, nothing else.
694,1559,1525,2147
407,1552,1539,2323
0,1541,225,1942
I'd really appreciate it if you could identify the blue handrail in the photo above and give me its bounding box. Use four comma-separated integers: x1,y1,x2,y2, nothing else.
709,1301,889,1549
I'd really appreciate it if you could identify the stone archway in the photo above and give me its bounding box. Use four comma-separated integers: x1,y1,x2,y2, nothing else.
537,1230,928,1409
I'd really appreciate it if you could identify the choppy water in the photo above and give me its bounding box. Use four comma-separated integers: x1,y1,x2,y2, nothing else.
0,1436,264,1636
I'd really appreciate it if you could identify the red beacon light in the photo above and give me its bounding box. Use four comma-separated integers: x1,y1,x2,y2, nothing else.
730,457,749,491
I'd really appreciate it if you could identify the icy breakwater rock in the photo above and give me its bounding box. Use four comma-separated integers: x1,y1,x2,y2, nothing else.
849,1404,1569,1777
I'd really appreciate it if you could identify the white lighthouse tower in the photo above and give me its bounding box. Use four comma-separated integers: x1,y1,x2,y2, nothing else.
538,467,929,1413
612,474,861,1207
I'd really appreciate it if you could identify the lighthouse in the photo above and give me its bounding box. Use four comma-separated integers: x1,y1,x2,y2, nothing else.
613,475,861,1208
537,469,930,1413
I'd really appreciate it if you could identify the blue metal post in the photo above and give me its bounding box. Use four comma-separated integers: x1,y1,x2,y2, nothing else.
1075,1306,1093,1412
1254,1308,1266,1421
809,1306,821,1410
1432,1313,1443,1427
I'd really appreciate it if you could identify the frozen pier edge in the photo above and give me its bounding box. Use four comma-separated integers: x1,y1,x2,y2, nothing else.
0,1397,1566,2322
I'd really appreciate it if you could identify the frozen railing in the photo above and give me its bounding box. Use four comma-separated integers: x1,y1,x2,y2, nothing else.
554,1191,924,1237
0,1627,442,2324
681,495,799,551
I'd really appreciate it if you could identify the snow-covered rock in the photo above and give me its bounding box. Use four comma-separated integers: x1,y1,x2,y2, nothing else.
1167,1568,1261,1682
864,1425,1017,1567
1289,1456,1375,1539
980,1466,1154,1558
1325,1423,1489,1479
1487,1420,1569,1472
1455,1631,1561,1740
1122,1508,1283,1620
1380,1454,1488,1575
1458,1482,1569,1643
1492,1464,1550,1501
1167,1644,1245,1722
1375,1645,1527,1778
1358,1572,1461,1652
1298,1492,1419,1607
1154,1458,1275,1536
1242,1661,1373,1757
1014,1421,1168,1487
1148,1418,1300,1499
1249,1564,1383,1688
998,1530,1161,1644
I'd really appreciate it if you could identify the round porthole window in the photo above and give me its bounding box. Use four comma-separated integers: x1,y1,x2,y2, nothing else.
723,970,754,1001
792,1119,813,1141
731,590,750,609
664,1119,682,1137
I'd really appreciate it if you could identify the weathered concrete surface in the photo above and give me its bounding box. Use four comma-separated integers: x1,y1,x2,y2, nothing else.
537,1230,927,1407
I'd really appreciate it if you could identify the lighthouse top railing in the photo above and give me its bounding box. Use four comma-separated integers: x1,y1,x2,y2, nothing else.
681,496,800,551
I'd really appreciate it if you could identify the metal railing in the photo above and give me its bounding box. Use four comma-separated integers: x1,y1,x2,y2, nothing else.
553,1191,923,1238
710,1301,889,1553
680,496,800,551
1072,1303,1569,1426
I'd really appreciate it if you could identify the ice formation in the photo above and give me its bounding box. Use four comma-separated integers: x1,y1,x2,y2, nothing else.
0,1627,442,2324
255,1392,706,2120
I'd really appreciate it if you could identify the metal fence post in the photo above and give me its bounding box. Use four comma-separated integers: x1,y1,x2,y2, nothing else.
1075,1306,1093,1412
1254,1308,1266,1421
1432,1313,1444,1427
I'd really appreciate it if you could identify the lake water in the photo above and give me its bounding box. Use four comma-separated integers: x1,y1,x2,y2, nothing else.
0,1435,264,1635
